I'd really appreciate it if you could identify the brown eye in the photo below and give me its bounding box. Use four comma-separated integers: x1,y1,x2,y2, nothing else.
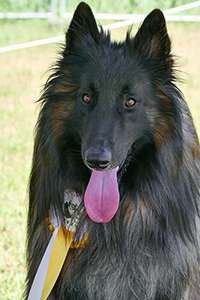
82,94,91,103
125,98,136,107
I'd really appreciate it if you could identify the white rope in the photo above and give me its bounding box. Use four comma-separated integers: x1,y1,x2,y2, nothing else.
103,0,200,30
102,14,200,30
0,35,65,53
0,1,200,53
163,0,200,14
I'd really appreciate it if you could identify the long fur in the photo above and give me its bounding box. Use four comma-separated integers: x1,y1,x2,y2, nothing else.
25,3,200,299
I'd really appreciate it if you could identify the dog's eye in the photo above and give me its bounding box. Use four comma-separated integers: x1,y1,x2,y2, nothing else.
82,93,91,103
125,98,136,107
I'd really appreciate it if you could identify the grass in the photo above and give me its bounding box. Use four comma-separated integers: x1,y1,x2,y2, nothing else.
0,19,199,300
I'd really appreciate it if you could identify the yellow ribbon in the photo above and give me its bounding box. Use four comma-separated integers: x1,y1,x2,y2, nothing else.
39,220,88,300
40,226,75,300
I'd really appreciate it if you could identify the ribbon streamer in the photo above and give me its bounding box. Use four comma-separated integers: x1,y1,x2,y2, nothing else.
27,218,75,300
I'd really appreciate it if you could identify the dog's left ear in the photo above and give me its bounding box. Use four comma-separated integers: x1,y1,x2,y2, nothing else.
133,9,171,58
65,2,99,54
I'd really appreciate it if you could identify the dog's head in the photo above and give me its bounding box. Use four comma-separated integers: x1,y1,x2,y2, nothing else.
42,3,177,222
63,3,173,172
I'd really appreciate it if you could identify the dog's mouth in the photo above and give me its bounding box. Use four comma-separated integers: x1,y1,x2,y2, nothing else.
84,149,132,223
117,147,133,181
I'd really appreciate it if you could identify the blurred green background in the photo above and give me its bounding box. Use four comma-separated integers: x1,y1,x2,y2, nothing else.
1,0,200,14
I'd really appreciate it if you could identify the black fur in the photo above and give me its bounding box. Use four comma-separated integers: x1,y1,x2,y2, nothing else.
26,2,200,299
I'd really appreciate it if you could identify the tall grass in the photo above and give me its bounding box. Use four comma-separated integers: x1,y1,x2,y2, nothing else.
0,18,199,299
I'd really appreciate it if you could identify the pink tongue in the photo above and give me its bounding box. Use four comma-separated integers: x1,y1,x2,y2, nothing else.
84,168,119,223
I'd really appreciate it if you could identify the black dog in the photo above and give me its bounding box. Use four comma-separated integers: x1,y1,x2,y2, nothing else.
26,2,200,299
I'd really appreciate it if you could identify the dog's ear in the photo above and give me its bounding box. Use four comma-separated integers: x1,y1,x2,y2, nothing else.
133,9,171,58
65,2,99,54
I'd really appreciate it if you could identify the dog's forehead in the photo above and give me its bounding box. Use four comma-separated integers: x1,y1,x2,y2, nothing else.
82,52,149,95
81,45,147,89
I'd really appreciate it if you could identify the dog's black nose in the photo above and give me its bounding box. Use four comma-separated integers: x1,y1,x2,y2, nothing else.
85,148,111,170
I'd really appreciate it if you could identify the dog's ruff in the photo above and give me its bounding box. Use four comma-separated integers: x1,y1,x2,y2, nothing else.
27,191,87,300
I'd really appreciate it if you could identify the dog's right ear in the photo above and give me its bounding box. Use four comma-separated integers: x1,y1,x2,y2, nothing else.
133,9,171,58
65,2,99,54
